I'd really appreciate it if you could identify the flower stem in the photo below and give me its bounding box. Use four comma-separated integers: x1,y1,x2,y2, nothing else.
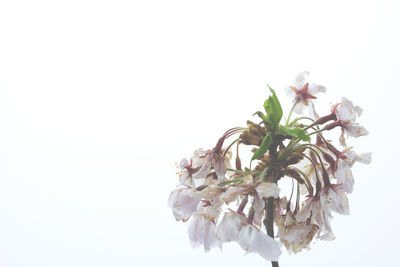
265,198,279,267
286,100,299,126
264,138,280,267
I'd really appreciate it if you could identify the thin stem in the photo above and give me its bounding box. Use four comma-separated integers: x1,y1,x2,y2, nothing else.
223,137,240,157
289,116,315,126
226,168,248,175
286,100,299,126
308,128,326,136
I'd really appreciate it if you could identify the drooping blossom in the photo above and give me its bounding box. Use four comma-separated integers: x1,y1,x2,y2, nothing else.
335,150,372,193
167,186,201,222
279,212,319,254
216,211,247,243
285,71,326,114
238,224,281,261
296,197,334,240
320,184,350,215
188,214,221,252
323,97,369,146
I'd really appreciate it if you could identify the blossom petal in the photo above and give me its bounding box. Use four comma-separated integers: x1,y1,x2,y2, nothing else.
216,212,247,242
188,215,221,252
294,71,309,90
308,83,326,95
167,187,201,221
256,182,280,199
238,225,281,261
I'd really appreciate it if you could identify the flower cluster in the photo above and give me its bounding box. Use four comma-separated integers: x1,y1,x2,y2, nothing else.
168,72,370,265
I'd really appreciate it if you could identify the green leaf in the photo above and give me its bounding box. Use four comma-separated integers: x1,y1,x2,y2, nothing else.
251,133,272,160
263,87,283,128
279,126,311,141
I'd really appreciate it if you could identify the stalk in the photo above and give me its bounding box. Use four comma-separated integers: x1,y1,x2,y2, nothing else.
263,138,280,267
264,198,279,267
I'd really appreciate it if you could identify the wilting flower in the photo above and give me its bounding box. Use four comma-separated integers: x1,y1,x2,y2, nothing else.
280,212,319,254
324,97,369,146
336,150,372,193
296,197,334,240
320,184,350,215
285,71,326,114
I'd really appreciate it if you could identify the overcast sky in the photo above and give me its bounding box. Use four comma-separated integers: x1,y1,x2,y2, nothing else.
0,1,399,266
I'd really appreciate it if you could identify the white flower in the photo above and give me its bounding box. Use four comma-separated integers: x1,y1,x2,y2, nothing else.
334,97,369,146
296,197,334,239
216,211,247,242
335,97,363,122
285,71,326,114
238,224,281,261
188,214,221,252
320,185,350,215
193,149,227,181
167,186,201,222
336,150,371,193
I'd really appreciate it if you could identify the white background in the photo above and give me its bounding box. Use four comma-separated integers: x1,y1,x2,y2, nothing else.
0,0,399,266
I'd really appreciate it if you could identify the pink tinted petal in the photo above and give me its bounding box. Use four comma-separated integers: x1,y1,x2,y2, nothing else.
193,159,211,179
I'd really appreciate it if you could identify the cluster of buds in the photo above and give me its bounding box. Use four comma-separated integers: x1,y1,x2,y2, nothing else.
168,71,371,266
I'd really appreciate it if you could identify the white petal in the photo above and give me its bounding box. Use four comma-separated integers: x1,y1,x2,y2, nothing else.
188,215,220,252
216,212,247,242
336,160,354,194
355,152,372,164
346,150,372,166
344,123,369,138
285,86,296,97
193,159,211,179
221,186,247,204
256,182,280,199
294,71,309,90
213,157,227,181
321,186,350,215
238,225,281,261
253,194,265,227
167,187,201,221
293,101,306,114
308,83,326,95
336,97,363,122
